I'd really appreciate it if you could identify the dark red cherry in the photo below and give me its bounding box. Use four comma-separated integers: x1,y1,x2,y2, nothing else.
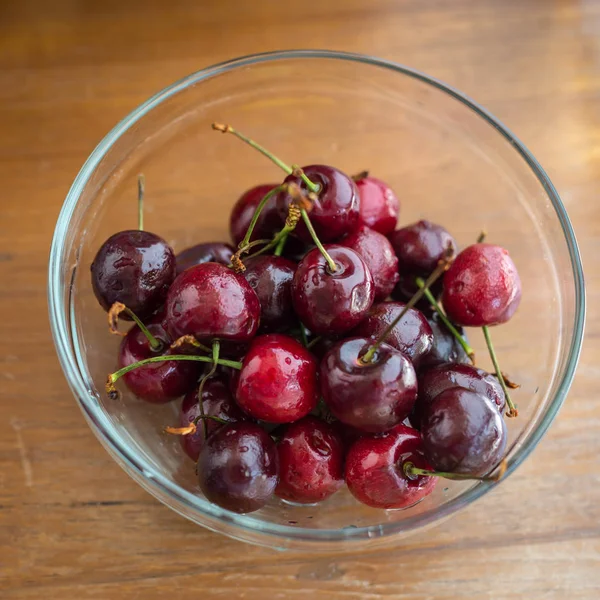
351,301,433,368
175,242,234,275
421,387,507,476
118,313,199,403
345,424,436,509
197,422,279,513
91,230,175,319
355,175,399,235
179,378,247,461
442,243,522,327
243,256,296,332
419,313,470,370
292,245,374,335
414,362,506,425
276,165,359,242
340,226,399,301
235,334,319,423
320,337,417,433
275,416,344,504
165,262,260,344
229,183,283,246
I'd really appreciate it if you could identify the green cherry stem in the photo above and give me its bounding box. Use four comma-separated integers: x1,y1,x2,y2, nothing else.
273,232,288,256
403,460,507,482
482,326,518,418
164,414,228,437
137,174,145,231
108,302,162,352
238,185,283,250
477,230,487,244
196,340,220,438
300,208,337,272
415,277,476,363
360,248,455,364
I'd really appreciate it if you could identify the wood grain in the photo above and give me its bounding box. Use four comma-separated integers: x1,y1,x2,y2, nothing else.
1,0,599,598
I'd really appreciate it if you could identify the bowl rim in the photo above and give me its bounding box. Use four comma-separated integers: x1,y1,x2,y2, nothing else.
48,49,586,545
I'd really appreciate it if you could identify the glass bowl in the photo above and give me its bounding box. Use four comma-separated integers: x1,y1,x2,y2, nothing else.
48,50,585,551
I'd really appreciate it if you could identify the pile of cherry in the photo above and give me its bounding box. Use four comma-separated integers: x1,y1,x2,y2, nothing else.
92,123,522,515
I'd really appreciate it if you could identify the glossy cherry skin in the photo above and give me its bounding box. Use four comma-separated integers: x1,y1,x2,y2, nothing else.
321,337,418,433
345,424,436,509
340,226,399,301
197,422,279,514
179,378,247,461
355,175,399,235
414,362,506,426
229,183,283,246
275,416,344,504
118,313,199,403
91,230,176,319
175,242,234,275
351,301,434,368
235,334,319,423
419,313,470,370
442,243,522,327
292,245,374,336
243,256,296,332
165,262,260,344
276,165,360,242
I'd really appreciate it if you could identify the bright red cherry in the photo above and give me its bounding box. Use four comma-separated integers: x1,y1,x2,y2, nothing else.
292,245,374,335
355,174,399,235
442,243,522,327
175,242,234,274
345,424,436,509
421,387,507,477
320,337,417,433
275,416,344,504
197,422,279,513
118,312,199,403
165,262,260,344
351,301,433,368
235,334,319,423
178,378,247,461
340,226,399,301
91,230,175,319
276,165,359,242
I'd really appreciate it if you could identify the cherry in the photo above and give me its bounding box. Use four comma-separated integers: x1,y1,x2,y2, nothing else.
91,230,175,319
243,255,296,332
229,183,283,246
118,312,199,403
178,378,247,461
420,313,470,369
340,225,399,301
175,242,234,274
421,387,507,477
292,245,374,335
197,422,279,513
165,262,260,344
276,165,360,242
351,301,433,368
320,337,417,433
442,243,522,327
345,424,436,509
275,416,344,504
415,363,506,426
235,334,319,423
354,174,399,235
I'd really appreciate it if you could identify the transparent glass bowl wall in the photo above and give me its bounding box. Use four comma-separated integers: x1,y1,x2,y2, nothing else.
49,51,584,550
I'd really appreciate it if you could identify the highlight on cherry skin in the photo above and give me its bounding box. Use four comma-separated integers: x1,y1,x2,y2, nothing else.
95,129,521,515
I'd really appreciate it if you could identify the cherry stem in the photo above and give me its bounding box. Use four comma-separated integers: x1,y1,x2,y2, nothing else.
477,230,487,244
300,208,337,272
106,354,243,399
238,185,283,250
164,414,228,437
273,232,288,256
403,460,507,483
197,340,220,438
211,122,320,193
415,277,476,363
169,335,211,354
298,323,309,347
137,174,145,231
306,335,322,350
351,170,369,182
360,248,454,364
482,326,518,418
108,302,162,352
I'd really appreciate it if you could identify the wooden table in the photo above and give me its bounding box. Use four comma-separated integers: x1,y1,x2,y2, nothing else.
1,1,599,597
